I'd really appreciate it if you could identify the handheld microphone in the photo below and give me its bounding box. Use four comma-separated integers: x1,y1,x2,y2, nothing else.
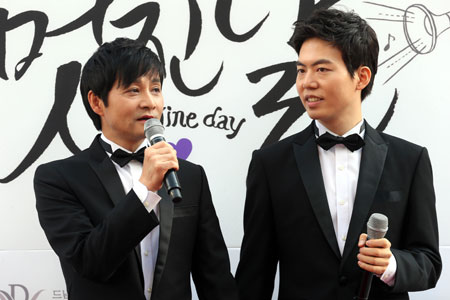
356,213,389,300
144,118,182,202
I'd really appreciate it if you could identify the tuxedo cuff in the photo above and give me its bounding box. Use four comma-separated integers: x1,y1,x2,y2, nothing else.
379,253,397,286
132,179,161,213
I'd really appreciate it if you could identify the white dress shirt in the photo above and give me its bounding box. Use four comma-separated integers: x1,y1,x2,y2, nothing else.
100,134,161,300
315,120,396,286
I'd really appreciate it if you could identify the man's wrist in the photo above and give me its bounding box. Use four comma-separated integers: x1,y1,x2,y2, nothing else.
133,178,161,212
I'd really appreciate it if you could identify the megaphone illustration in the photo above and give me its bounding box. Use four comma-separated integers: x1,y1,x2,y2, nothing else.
404,4,450,54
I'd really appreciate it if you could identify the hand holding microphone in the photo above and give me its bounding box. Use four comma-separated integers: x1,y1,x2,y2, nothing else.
140,118,182,202
356,213,391,300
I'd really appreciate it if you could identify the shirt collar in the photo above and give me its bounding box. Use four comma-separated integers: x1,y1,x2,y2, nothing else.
100,134,148,155
315,119,365,139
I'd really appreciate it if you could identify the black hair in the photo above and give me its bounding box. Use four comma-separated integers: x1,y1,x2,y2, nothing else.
288,8,379,101
80,37,166,130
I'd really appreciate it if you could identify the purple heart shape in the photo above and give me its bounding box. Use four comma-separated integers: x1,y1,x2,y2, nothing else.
169,138,193,160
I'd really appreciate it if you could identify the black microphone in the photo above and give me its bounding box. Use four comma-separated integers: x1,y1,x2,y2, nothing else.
356,213,389,300
144,118,182,203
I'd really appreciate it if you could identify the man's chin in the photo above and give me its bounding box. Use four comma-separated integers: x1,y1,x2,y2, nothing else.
305,111,321,120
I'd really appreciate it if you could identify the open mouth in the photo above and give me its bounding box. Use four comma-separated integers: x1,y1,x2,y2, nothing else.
137,115,153,121
306,96,323,102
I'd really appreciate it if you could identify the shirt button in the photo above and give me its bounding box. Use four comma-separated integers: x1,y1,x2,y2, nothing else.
148,288,152,293
144,201,149,207
144,251,149,256
338,165,345,171
338,199,346,206
342,235,347,241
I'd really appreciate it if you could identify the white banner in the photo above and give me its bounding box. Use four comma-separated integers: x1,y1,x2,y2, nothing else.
1,0,449,298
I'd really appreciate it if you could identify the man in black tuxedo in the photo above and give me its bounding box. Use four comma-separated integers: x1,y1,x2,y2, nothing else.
34,38,238,300
236,8,441,300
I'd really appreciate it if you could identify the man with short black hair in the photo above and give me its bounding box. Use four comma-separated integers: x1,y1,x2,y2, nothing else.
236,8,441,300
35,37,238,300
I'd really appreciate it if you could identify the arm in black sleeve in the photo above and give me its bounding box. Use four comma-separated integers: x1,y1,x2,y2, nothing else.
391,148,442,292
190,165,239,300
34,161,159,281
236,150,279,300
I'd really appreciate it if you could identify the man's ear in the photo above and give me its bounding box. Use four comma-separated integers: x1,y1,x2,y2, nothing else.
355,66,372,91
87,91,105,116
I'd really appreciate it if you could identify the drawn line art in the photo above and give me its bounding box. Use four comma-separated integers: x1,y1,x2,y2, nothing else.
364,2,450,84
404,4,450,54
365,1,415,23
384,33,395,51
379,38,421,67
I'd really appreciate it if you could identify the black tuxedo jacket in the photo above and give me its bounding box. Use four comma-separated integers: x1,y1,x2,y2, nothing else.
34,135,238,300
235,122,441,300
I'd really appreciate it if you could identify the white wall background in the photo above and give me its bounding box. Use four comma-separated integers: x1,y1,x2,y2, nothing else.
0,0,449,298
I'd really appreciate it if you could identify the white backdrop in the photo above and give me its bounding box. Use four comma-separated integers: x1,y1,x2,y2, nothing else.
1,0,449,298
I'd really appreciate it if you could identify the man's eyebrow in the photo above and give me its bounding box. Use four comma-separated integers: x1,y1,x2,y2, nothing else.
131,76,161,84
296,59,333,67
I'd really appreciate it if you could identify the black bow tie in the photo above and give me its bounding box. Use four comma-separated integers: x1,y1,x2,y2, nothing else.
109,147,146,167
316,132,365,152
99,138,146,167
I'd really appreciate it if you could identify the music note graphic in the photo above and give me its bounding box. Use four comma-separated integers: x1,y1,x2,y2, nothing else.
366,2,450,84
384,34,396,51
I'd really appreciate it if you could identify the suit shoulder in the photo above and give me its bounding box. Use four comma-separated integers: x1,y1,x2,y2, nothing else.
177,158,204,178
374,130,432,168
378,131,425,153
254,128,309,159
176,159,209,198
35,148,91,177
178,158,200,170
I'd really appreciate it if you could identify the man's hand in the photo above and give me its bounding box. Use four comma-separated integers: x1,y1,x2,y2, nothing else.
139,142,178,192
357,233,392,275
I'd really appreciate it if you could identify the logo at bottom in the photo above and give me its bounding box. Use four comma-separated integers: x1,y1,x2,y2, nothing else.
0,284,45,300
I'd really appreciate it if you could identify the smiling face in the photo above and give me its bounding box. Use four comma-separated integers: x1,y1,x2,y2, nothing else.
296,38,370,135
88,73,164,151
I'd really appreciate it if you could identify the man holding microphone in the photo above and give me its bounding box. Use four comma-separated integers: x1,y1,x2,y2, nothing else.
34,37,238,300
236,8,441,300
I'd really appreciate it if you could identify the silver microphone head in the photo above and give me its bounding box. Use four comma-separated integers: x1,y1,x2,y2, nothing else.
144,118,165,141
367,213,388,240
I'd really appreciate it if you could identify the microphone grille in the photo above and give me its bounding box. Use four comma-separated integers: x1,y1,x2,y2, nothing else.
144,118,165,140
367,213,388,239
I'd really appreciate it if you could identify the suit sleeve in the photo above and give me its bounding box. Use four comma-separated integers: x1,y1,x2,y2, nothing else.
34,162,159,282
190,165,239,300
235,150,278,300
391,147,442,292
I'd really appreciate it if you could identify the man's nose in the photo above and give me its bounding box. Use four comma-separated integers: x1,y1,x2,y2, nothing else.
141,90,156,108
302,72,318,89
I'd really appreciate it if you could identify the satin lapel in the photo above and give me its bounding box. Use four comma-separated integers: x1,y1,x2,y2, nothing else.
293,124,340,259
88,136,126,206
341,123,388,263
152,187,174,293
88,136,144,284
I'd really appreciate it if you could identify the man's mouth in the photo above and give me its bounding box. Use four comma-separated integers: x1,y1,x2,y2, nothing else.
137,115,153,121
305,96,322,102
